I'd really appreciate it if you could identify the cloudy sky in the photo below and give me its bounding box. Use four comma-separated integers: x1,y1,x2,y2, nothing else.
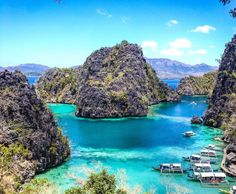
0,0,235,67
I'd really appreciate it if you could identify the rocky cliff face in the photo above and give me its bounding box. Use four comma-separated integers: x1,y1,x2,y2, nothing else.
0,70,70,192
176,71,217,96
75,41,179,118
36,68,80,104
203,35,236,142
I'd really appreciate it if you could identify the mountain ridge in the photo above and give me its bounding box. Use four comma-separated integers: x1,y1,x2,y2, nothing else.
146,58,218,79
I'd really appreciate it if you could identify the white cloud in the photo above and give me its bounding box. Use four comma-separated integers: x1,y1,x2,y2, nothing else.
121,16,130,23
160,48,184,56
169,38,192,48
191,25,216,33
167,20,178,27
141,41,158,52
188,49,207,55
96,9,112,18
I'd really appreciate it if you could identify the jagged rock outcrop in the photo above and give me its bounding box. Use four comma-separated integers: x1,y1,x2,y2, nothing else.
36,68,80,104
176,71,217,96
203,35,236,136
203,35,236,175
191,116,203,124
0,70,70,193
75,41,180,118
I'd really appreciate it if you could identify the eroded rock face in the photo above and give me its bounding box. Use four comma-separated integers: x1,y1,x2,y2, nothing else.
191,116,203,125
176,71,217,96
75,41,180,118
36,68,80,104
203,35,236,142
0,70,70,192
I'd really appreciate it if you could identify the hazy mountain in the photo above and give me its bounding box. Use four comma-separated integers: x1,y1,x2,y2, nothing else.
146,58,218,79
0,63,50,76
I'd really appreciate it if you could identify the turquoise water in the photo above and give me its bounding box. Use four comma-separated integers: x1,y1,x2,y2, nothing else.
38,96,226,194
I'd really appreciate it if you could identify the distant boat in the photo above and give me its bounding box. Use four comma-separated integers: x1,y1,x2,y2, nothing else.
200,149,216,157
183,154,217,164
190,101,197,105
152,163,186,174
188,171,228,186
183,131,196,137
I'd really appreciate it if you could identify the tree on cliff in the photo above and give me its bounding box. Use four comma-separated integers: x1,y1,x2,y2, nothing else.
220,0,236,17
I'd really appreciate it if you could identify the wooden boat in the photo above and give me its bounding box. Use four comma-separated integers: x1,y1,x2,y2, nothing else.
188,171,228,186
152,163,186,174
183,131,196,137
192,163,213,172
183,154,217,164
201,149,216,157
205,144,223,151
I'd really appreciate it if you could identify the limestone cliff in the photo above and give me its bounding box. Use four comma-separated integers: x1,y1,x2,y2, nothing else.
75,41,179,118
0,70,70,193
177,71,217,96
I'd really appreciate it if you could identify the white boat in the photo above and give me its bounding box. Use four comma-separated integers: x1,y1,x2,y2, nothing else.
192,163,213,172
183,131,196,137
153,163,186,173
201,149,216,157
189,171,228,185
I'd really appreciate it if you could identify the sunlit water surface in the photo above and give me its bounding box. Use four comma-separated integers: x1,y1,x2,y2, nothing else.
37,96,227,194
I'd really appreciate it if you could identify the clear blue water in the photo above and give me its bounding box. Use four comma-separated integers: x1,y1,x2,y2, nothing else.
37,96,227,194
162,79,180,90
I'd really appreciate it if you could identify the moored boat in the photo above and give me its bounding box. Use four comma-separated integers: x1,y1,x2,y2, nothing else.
152,163,186,174
183,154,217,164
183,131,196,137
201,149,216,157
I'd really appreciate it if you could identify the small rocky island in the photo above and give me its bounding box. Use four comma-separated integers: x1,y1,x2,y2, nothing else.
203,35,236,176
0,70,70,193
37,41,179,118
36,67,80,104
75,41,179,118
176,71,217,96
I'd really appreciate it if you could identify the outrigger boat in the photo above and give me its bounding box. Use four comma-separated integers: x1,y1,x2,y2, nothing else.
188,171,228,187
152,163,187,174
183,131,196,137
205,144,223,152
192,163,213,173
183,154,217,164
201,149,217,157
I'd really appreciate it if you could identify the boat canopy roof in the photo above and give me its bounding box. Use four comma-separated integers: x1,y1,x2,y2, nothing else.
200,172,215,178
214,172,226,178
172,163,181,167
194,163,211,167
191,154,201,158
185,131,194,134
201,149,216,154
161,164,170,166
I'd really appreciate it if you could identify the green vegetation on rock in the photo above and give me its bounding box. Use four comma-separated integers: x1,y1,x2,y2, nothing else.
0,70,70,193
36,68,79,104
177,71,217,96
65,169,127,194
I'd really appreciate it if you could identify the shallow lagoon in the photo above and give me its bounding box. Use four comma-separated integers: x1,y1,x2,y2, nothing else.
38,96,227,194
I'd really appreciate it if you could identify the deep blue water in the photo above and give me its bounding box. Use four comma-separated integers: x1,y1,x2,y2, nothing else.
37,96,226,194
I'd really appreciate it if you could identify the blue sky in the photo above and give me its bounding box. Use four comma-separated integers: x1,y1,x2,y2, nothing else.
0,0,235,67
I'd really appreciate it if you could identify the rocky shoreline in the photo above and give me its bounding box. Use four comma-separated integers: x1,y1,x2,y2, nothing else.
0,70,70,193
37,41,180,119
